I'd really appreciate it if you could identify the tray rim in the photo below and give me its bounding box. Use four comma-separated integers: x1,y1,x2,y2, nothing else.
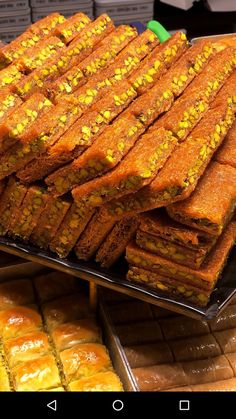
0,237,235,321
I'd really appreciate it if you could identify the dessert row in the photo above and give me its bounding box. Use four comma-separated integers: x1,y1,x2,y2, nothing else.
0,271,123,391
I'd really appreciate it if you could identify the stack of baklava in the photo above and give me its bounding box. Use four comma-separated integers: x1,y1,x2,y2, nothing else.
0,12,236,306
0,271,123,391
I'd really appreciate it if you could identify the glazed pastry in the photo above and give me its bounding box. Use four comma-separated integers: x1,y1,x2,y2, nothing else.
72,128,177,209
159,315,209,340
33,272,79,303
52,319,101,352
10,186,49,241
116,321,163,346
213,328,236,353
68,371,123,391
170,334,221,362
0,64,25,92
49,204,95,258
0,177,28,236
107,300,153,324
215,120,236,169
12,354,61,391
74,207,116,261
43,294,92,330
124,342,173,368
133,363,187,391
23,81,137,183
0,93,53,153
60,343,112,383
191,378,236,391
0,279,34,310
0,366,10,391
4,331,50,368
209,304,236,331
167,161,236,236
182,355,233,385
0,305,42,340
95,216,140,267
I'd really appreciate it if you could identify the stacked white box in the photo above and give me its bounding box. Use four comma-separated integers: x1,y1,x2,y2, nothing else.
94,0,154,25
30,0,94,22
0,1,31,42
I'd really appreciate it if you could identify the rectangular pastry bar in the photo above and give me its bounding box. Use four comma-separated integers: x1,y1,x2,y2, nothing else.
0,93,53,153
215,121,236,169
138,209,216,251
52,12,91,44
49,203,95,258
9,186,49,240
0,90,22,125
104,102,234,217
136,229,214,269
167,161,236,236
126,221,236,292
0,279,35,311
30,196,71,249
15,15,114,100
0,100,82,180
74,207,116,261
0,177,27,236
95,216,139,268
0,305,42,340
72,128,177,209
33,271,80,303
0,13,65,68
0,64,25,92
68,371,123,392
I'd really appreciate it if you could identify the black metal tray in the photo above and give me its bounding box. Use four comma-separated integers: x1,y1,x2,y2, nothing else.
0,236,235,320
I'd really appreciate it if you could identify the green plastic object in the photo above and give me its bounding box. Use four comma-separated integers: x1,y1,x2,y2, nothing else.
147,20,171,43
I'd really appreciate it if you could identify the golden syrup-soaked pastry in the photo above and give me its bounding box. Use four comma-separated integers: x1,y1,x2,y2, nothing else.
215,120,236,169
127,266,212,307
0,279,34,311
0,90,22,126
52,318,101,352
126,222,236,293
0,177,27,236
30,197,71,249
68,371,123,391
60,343,112,383
12,354,61,391
213,328,236,353
52,13,91,44
33,271,79,303
159,315,210,340
191,378,236,391
225,353,236,376
74,207,116,261
0,64,25,91
16,36,66,73
28,13,66,38
0,305,42,340
133,363,187,391
208,304,236,331
105,102,234,218
182,355,233,385
167,161,236,236
49,204,95,259
4,331,50,368
95,216,140,268
116,320,163,346
107,300,153,325
10,186,49,241
0,93,53,154
19,82,137,184
124,342,173,368
0,366,10,391
170,334,221,362
43,294,92,330
72,128,177,210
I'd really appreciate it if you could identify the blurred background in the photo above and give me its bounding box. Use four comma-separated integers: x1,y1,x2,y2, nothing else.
0,0,236,43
